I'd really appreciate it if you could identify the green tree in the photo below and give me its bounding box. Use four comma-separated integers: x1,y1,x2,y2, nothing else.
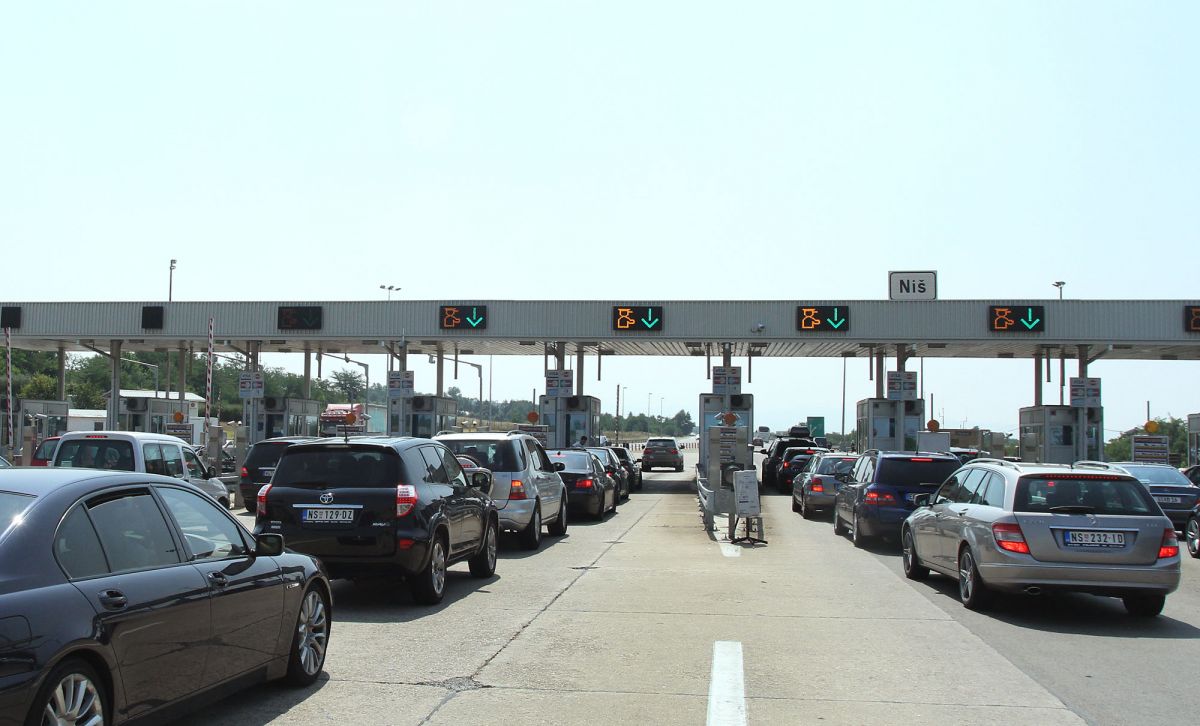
68,380,106,410
18,373,58,400
330,370,365,401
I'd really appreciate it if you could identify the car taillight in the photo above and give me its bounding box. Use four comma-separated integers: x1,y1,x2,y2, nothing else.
241,466,249,479
395,485,417,517
782,463,790,470
509,480,527,500
577,478,594,489
1158,528,1179,559
670,449,678,455
256,484,271,518
811,478,825,493
992,522,1030,554
863,490,896,504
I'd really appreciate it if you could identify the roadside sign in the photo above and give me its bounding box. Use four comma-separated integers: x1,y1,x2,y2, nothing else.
545,370,573,397
387,371,415,399
888,271,937,301
165,423,193,441
238,371,264,400
1069,377,1101,408
1131,435,1169,464
712,366,742,395
517,424,550,447
886,371,918,401
734,471,760,517
806,416,825,437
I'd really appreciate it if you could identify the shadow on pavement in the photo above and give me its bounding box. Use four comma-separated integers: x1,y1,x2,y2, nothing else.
173,673,331,726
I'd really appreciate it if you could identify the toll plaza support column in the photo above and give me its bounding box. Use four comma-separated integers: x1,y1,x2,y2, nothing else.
177,346,187,405
721,343,732,367
57,346,66,400
1077,345,1090,378
554,342,566,372
1034,351,1043,406
302,350,311,398
436,347,444,397
874,350,885,399
576,347,585,396
896,344,909,372
106,340,123,429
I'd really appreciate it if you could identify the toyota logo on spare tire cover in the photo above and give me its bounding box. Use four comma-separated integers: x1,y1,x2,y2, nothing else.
320,492,334,505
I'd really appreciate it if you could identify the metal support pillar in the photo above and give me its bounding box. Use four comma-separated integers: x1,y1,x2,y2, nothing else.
302,351,312,398
436,348,444,397
1059,348,1066,405
874,351,885,399
1077,345,1090,378
576,347,585,396
895,344,908,372
554,342,566,371
106,340,123,429
721,343,732,367
177,347,187,401
56,347,66,400
1033,352,1043,406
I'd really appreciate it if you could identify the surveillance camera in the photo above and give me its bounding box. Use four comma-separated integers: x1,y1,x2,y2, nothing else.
752,323,766,333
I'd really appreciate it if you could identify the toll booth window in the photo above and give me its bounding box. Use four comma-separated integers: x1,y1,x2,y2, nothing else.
871,417,895,439
1049,426,1074,446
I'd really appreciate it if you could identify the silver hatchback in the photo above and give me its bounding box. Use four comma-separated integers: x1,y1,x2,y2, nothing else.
901,461,1181,616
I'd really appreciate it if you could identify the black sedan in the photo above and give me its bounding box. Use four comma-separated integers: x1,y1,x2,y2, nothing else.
0,468,331,726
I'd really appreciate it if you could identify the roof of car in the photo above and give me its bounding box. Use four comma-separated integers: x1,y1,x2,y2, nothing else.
962,459,1142,478
286,436,422,450
872,450,960,459
59,430,188,443
437,432,527,441
0,468,195,497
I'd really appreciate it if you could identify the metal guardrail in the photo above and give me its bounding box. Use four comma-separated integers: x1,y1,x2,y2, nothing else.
696,465,716,531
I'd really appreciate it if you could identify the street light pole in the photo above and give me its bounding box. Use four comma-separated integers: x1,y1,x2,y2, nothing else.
169,259,176,301
379,285,400,300
1052,281,1065,300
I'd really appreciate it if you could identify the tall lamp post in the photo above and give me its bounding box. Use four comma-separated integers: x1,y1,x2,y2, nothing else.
380,285,400,300
1052,281,1065,299
166,259,177,396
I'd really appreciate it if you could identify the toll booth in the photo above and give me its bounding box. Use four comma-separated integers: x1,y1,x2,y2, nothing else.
408,395,458,439
258,397,322,439
538,395,600,449
1019,405,1103,464
116,392,202,440
1,398,69,463
697,393,754,473
856,398,924,452
1189,414,1200,466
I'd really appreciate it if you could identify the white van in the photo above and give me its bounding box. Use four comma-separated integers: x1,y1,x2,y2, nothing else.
52,430,231,508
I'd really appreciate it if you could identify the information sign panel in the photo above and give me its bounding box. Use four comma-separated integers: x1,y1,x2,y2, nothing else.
1069,377,1101,408
388,371,415,399
611,306,664,332
734,471,761,517
546,370,574,397
440,305,487,330
795,305,850,332
165,423,194,441
989,305,1045,332
1131,435,1170,464
886,371,918,401
276,306,322,330
807,416,825,437
712,366,742,395
238,371,264,399
888,271,937,300
1185,306,1200,333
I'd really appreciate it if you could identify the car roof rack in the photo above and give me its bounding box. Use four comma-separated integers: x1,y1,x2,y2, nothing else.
971,457,1021,470
1073,460,1119,470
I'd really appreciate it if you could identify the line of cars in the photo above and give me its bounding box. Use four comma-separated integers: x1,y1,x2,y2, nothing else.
787,449,1192,617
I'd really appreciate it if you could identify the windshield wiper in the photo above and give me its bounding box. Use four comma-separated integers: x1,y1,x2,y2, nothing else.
1049,505,1096,514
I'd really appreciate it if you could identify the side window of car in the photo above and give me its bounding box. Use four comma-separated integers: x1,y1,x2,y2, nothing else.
933,476,958,505
978,473,1006,508
143,443,165,475
858,457,875,484
436,446,467,487
956,469,987,503
183,448,206,479
400,449,428,486
158,487,248,560
87,490,181,571
162,445,186,478
54,505,110,579
418,446,450,485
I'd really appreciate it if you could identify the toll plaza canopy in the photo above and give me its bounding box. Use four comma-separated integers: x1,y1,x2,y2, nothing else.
1,299,1199,360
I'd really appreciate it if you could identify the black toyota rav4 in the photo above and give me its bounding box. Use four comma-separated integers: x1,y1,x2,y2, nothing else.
255,436,499,604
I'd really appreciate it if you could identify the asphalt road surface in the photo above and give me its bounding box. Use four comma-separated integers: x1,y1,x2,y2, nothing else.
180,446,1199,725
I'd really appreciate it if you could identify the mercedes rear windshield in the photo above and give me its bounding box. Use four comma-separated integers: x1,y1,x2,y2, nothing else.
1014,476,1158,516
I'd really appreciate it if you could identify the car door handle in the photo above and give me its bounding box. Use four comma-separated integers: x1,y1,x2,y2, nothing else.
98,590,128,610
954,508,969,515
208,572,229,588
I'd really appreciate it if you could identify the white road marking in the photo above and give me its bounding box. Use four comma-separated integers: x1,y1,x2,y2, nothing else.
719,542,742,558
707,640,747,726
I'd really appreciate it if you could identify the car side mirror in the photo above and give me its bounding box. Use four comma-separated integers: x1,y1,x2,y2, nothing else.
634,458,642,464
553,462,565,471
913,493,930,508
254,533,285,557
605,465,617,474
759,449,768,455
471,470,493,494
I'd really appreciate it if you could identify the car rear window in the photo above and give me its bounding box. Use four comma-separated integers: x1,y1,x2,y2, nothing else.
817,456,859,475
1014,476,1158,515
55,439,135,471
610,448,631,462
33,439,58,460
646,440,675,449
548,450,592,472
244,441,295,470
1117,465,1193,486
273,446,400,488
876,458,961,487
439,439,525,472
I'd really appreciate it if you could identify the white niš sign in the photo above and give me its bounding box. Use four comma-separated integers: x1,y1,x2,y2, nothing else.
889,271,937,301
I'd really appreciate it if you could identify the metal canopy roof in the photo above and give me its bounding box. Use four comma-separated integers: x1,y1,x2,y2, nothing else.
2,300,1198,360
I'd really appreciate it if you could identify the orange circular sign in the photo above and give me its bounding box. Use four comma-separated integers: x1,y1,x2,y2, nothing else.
526,411,539,424
344,412,357,425
926,419,940,432
720,412,738,426
173,411,185,423
1145,420,1159,434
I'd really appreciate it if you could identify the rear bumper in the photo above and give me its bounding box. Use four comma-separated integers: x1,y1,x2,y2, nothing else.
858,506,913,538
293,541,433,580
498,498,536,531
978,558,1181,596
1158,508,1191,529
803,492,837,509
567,491,604,516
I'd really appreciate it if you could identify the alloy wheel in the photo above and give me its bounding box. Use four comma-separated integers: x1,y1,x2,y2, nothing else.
485,523,497,571
1187,519,1200,557
296,589,329,677
959,551,975,601
43,672,104,726
430,540,447,596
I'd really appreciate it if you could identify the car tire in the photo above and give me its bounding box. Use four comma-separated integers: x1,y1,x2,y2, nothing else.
852,511,871,548
28,658,108,726
285,585,331,686
902,529,929,581
610,489,618,514
1185,517,1200,558
547,499,568,536
675,465,684,472
958,547,992,611
244,500,255,514
800,495,814,520
636,475,643,490
518,505,542,550
1123,594,1166,617
832,509,847,535
411,534,449,604
792,496,801,514
469,519,498,578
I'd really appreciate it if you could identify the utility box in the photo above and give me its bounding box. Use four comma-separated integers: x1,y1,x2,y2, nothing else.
698,393,754,474
1019,405,1103,464
856,398,924,452
538,395,600,449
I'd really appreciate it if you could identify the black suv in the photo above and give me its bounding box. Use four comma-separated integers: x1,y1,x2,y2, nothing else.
255,436,499,604
239,436,320,512
760,432,818,491
610,446,642,491
832,450,962,547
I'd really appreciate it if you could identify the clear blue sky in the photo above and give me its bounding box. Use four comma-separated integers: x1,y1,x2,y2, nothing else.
2,2,1197,438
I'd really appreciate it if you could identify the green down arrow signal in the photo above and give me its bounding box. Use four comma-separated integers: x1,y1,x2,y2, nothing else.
1020,308,1040,330
826,308,846,329
641,308,660,329
466,307,485,328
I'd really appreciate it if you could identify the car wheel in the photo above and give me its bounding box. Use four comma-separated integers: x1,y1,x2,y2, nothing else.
610,488,618,514
675,465,684,472
285,585,330,685
547,499,568,536
792,495,801,514
636,475,643,490
958,547,992,610
29,658,107,726
800,494,814,520
852,511,871,548
244,500,256,514
1123,593,1166,617
1186,517,1200,558
518,505,542,550
902,529,929,581
832,508,847,535
469,519,498,578
411,535,448,604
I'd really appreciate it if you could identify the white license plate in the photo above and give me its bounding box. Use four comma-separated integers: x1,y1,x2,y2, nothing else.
303,508,355,523
1155,496,1182,505
1063,530,1125,547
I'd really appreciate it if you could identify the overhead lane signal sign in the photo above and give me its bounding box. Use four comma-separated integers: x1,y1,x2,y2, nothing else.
612,306,664,332
795,305,851,332
440,305,488,330
1185,306,1200,332
989,305,1044,333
